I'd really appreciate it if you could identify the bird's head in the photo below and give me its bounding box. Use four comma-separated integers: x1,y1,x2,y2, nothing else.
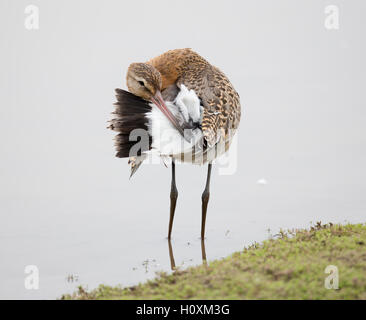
126,63,162,100
126,62,186,139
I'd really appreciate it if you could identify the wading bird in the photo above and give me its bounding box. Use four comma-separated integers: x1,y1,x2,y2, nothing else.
109,49,241,239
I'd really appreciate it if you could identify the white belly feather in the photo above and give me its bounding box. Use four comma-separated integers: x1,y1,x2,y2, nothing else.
146,85,204,158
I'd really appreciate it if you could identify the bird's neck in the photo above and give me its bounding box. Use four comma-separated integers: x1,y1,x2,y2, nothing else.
146,48,208,90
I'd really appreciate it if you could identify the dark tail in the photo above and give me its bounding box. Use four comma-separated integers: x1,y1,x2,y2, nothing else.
109,89,152,158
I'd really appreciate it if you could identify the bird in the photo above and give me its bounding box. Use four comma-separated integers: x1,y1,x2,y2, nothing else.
109,48,241,239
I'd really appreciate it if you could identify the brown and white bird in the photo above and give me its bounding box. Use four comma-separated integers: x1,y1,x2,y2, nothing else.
109,48,241,239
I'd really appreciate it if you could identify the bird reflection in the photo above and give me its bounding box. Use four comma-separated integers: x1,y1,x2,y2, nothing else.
167,239,208,270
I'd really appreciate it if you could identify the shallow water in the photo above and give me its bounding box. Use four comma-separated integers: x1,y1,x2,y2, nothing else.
1,0,365,299
0,155,364,299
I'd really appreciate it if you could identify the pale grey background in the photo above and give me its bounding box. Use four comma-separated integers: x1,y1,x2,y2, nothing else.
0,0,365,299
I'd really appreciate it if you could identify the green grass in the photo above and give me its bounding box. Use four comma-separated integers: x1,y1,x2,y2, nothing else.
62,223,366,300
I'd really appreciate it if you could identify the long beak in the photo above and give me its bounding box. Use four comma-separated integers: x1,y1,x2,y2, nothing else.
151,91,188,141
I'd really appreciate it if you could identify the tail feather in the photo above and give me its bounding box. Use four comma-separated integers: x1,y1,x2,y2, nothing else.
109,89,152,159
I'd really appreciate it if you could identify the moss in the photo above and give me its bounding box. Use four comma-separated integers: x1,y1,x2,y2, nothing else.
62,223,366,300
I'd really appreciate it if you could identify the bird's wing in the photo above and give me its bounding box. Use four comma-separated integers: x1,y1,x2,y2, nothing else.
177,66,241,147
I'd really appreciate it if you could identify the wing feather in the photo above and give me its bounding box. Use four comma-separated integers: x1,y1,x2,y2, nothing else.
177,66,241,147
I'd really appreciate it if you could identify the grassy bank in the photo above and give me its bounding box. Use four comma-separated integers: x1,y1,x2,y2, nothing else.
62,223,366,299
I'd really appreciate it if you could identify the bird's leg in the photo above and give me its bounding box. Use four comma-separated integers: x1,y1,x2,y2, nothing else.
167,239,176,270
201,163,212,239
201,239,207,266
168,159,178,239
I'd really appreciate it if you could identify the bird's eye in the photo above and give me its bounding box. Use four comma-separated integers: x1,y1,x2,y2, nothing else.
138,81,145,86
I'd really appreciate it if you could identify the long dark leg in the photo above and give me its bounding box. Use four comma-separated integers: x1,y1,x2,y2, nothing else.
168,159,178,239
201,163,212,239
201,239,207,266
167,239,176,270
